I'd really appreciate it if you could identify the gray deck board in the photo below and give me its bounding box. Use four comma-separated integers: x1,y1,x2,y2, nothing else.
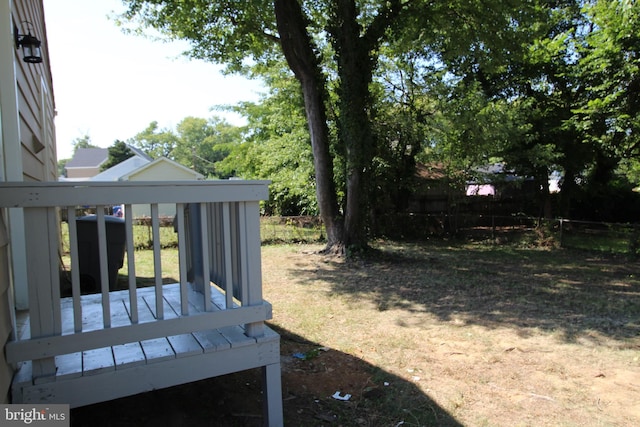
14,283,273,379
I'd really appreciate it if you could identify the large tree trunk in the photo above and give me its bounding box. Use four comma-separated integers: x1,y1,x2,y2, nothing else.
330,0,404,248
330,0,377,248
274,0,344,251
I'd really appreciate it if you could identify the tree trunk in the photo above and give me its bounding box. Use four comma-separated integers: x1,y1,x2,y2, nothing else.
333,1,374,248
274,0,344,251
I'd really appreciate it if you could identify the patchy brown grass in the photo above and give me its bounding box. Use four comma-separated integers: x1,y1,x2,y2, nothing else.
72,240,640,426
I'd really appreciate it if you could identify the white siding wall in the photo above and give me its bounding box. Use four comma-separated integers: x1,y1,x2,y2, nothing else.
0,0,56,402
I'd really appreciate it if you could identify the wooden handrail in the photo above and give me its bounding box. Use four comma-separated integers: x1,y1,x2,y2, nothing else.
1,181,270,377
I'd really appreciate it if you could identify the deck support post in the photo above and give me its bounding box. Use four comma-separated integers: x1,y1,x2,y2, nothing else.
262,362,284,427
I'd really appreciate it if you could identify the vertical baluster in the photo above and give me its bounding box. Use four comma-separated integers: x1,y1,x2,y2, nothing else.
222,202,233,309
48,207,62,336
96,207,111,328
199,203,212,312
67,208,82,332
211,203,221,285
151,204,163,320
176,203,189,316
230,203,240,302
232,202,249,305
124,204,138,323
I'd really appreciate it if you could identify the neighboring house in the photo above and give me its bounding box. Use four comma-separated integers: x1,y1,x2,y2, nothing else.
408,163,464,213
62,147,108,180
0,0,56,402
93,156,204,217
465,163,538,199
90,154,151,182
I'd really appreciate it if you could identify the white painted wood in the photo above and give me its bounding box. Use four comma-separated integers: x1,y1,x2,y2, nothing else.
124,204,138,324
6,301,271,362
191,329,231,353
218,326,256,348
112,342,145,369
176,203,188,316
151,203,163,320
4,180,281,423
223,202,234,309
244,201,265,338
66,208,82,332
0,181,270,207
167,334,202,358
83,347,115,376
14,334,280,410
200,203,212,312
55,353,82,379
140,338,175,363
263,362,284,427
96,208,111,327
23,208,57,380
47,207,62,337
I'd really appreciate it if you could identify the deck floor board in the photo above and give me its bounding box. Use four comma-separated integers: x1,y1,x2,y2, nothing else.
12,283,280,415
16,283,271,378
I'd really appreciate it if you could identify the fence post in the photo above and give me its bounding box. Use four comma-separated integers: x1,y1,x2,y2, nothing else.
559,218,564,248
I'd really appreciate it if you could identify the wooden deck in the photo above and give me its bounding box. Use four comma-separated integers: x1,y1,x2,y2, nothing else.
12,283,281,408
0,181,283,426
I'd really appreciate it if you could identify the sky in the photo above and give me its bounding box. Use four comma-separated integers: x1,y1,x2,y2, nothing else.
43,0,264,160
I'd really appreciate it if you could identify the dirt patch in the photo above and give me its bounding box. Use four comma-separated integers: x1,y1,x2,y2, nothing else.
72,241,640,426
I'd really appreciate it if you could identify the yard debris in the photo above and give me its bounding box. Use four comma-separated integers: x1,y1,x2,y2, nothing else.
332,391,352,401
292,347,326,360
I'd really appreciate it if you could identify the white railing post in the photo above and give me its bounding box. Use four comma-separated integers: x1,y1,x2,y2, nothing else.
23,207,59,381
124,204,138,323
242,201,264,338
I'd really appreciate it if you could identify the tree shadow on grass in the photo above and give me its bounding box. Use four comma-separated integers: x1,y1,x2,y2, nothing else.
296,241,640,344
70,326,462,426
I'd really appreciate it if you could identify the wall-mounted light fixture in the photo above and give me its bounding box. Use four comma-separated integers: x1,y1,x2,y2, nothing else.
14,22,42,64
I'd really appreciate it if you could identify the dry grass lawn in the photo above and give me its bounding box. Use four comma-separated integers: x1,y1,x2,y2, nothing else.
72,240,640,426
262,241,640,426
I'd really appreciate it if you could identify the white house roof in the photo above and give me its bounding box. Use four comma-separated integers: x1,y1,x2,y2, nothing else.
91,156,151,181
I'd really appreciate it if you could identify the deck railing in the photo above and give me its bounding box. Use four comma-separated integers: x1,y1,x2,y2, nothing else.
0,180,271,382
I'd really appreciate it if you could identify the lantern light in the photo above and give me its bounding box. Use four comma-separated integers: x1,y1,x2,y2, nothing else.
15,22,42,64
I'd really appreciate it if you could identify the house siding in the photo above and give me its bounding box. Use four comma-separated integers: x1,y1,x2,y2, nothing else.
66,166,102,179
0,0,56,403
13,0,56,182
0,213,14,403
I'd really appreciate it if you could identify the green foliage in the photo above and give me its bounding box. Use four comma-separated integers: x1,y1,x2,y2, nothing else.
573,0,640,161
101,140,135,171
116,0,640,230
172,116,242,178
71,134,99,152
129,121,179,159
216,73,318,215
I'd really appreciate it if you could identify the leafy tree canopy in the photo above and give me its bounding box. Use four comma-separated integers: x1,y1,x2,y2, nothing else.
101,140,135,171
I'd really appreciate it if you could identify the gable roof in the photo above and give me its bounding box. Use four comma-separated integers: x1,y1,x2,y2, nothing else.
126,144,153,161
65,148,109,169
91,155,151,181
121,157,204,181
91,156,203,181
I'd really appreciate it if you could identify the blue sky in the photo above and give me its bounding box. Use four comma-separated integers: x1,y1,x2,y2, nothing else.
43,0,263,160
